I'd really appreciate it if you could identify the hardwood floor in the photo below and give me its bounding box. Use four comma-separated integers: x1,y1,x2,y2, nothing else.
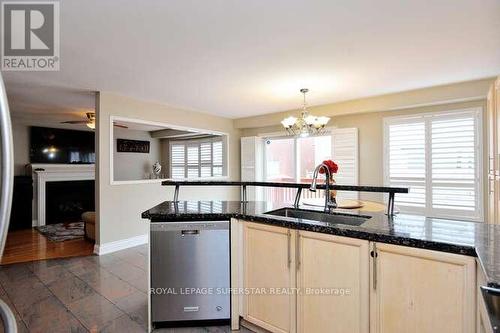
1,228,94,265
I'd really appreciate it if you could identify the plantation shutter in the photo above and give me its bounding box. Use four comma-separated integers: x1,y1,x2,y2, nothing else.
332,128,359,200
241,136,264,200
387,119,426,209
187,145,200,178
431,114,477,214
212,140,223,176
385,109,482,221
171,143,186,179
169,138,225,179
200,142,212,177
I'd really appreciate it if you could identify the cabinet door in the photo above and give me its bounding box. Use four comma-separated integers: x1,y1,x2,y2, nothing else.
370,243,476,333
296,231,369,333
243,222,295,333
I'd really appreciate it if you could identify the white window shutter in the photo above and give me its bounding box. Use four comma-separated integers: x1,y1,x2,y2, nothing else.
170,143,186,179
241,136,264,200
331,128,359,200
169,138,225,179
431,114,477,213
386,120,427,210
385,109,483,222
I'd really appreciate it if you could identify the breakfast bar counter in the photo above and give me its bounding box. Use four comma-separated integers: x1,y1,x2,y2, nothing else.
142,200,500,289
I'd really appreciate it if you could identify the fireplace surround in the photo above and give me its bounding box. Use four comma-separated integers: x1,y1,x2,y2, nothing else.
31,164,95,226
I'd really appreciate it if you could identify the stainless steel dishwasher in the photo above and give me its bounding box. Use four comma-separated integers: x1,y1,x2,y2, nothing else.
150,220,230,323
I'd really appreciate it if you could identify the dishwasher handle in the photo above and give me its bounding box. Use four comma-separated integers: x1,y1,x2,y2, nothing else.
181,230,200,236
481,286,500,295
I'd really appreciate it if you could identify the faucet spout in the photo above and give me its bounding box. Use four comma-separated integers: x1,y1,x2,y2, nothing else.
309,163,337,212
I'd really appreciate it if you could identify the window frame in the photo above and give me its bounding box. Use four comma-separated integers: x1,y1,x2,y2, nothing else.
261,129,359,185
383,108,484,222
110,115,230,185
262,134,332,184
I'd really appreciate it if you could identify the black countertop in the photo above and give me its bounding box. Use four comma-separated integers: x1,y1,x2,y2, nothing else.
161,180,409,193
142,200,500,289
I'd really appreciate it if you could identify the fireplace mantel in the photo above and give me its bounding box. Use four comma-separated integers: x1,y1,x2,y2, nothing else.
30,164,95,226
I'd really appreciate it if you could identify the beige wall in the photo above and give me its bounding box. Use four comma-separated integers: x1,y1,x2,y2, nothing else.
235,78,494,129
113,128,162,181
96,92,241,245
241,100,487,205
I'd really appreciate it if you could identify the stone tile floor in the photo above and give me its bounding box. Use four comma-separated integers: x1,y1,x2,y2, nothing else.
0,244,250,333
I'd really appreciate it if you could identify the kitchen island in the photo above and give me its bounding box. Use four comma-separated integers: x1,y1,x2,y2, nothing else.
143,199,500,332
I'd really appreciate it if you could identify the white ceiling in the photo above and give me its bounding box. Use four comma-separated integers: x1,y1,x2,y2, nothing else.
4,0,500,121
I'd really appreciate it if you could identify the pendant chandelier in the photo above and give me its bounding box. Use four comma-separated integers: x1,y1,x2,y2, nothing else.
281,88,330,137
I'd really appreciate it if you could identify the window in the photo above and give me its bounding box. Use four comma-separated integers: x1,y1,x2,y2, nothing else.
170,137,225,179
262,128,358,202
384,109,483,221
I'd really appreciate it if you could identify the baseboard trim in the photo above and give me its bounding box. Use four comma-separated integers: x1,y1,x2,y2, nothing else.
94,234,148,255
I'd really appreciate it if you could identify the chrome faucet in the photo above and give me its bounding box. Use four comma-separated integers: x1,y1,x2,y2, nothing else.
310,163,337,212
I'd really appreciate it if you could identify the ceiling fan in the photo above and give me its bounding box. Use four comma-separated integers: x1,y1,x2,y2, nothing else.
60,112,128,129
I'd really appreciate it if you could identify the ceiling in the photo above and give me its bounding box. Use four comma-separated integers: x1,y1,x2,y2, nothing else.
4,0,500,122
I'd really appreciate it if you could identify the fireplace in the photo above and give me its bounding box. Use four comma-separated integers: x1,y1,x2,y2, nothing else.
31,164,95,226
45,180,95,224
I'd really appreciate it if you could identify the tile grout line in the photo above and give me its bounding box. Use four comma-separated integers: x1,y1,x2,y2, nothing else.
1,246,149,332
70,254,148,330
0,279,30,331
38,264,91,333
61,259,128,331
5,264,57,331
87,255,149,329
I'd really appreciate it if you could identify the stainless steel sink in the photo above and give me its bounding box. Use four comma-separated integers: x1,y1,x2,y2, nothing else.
264,208,370,226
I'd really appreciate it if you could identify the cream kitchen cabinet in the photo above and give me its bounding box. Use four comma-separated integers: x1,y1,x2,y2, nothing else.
242,222,296,333
235,220,370,333
296,230,369,333
232,220,477,333
370,243,476,333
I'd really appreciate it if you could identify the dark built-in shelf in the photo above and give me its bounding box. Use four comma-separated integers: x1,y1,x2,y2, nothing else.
161,180,409,216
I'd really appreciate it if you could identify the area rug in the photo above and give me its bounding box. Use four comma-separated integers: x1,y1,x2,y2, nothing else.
35,222,85,242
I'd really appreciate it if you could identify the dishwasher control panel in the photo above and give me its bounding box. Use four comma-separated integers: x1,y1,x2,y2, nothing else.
150,220,228,232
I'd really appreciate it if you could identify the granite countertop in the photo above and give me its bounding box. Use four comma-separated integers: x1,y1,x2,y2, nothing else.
142,200,500,289
160,180,409,193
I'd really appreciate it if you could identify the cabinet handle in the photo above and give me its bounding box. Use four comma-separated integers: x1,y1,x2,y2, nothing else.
296,232,301,269
287,230,291,268
371,243,378,290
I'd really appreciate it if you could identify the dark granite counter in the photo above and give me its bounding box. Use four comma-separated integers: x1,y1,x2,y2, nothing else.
142,200,500,289
160,180,408,193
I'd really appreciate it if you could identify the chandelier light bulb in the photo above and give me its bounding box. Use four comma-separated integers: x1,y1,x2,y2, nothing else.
281,116,297,128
